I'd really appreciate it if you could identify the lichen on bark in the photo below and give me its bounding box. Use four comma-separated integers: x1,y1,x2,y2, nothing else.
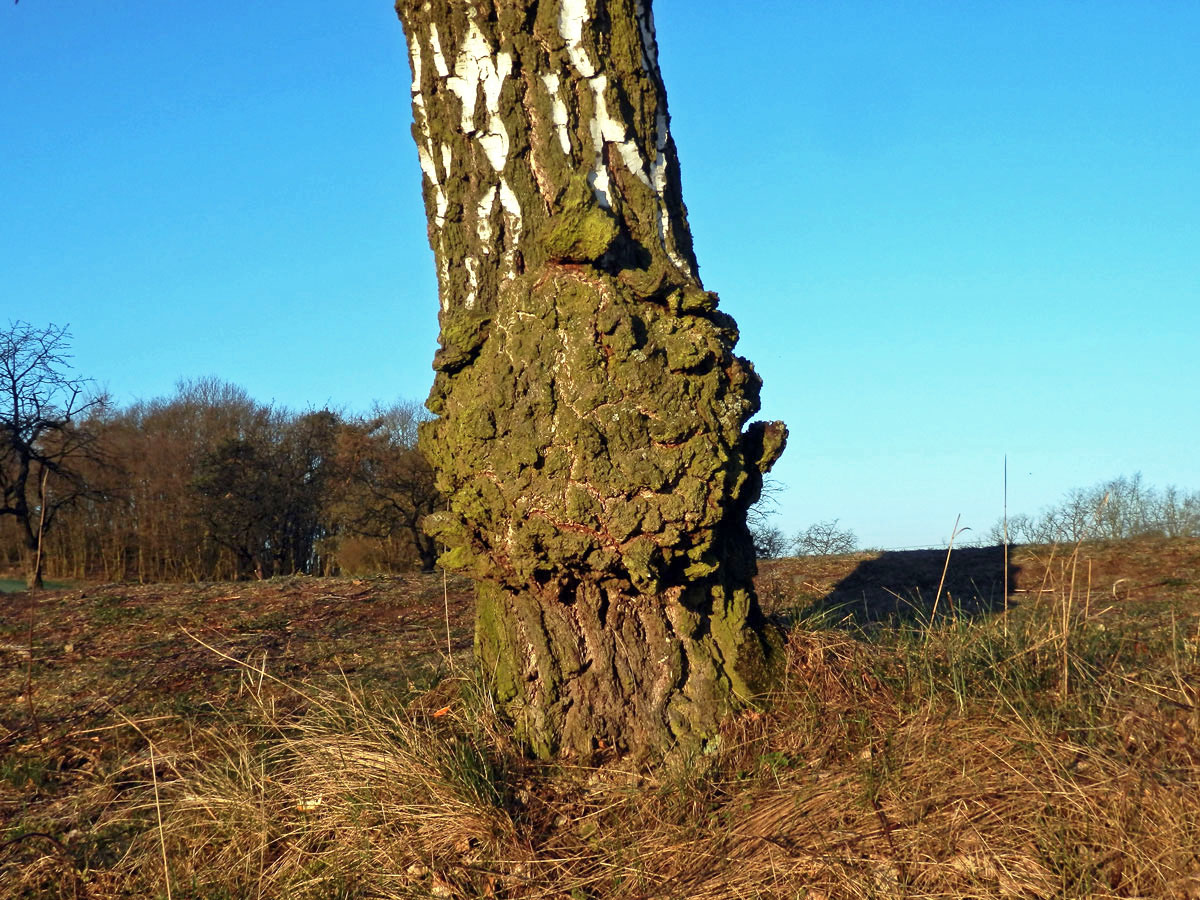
396,0,787,761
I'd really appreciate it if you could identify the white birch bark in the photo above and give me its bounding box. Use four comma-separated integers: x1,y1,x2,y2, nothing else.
400,0,698,314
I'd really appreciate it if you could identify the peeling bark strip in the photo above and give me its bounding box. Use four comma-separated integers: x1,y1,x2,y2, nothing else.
396,0,787,761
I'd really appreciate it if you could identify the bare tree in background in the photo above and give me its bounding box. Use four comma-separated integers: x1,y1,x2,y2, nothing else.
0,322,103,588
191,407,340,580
335,401,441,572
792,520,858,557
748,477,788,559
752,525,789,560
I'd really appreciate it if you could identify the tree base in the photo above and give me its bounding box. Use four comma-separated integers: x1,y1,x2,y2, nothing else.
475,576,782,762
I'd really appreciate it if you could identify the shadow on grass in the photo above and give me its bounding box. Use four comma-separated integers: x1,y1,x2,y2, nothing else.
800,545,1020,630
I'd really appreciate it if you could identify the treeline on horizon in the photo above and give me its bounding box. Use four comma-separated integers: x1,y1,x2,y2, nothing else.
992,473,1200,546
0,377,440,584
750,473,1200,561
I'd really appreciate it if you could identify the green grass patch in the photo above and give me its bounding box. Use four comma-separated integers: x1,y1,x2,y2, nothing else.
0,577,74,593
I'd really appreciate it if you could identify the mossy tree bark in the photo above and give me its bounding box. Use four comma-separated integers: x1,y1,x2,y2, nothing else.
395,0,787,761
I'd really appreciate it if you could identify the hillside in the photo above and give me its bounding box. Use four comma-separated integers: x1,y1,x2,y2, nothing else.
2,538,1198,898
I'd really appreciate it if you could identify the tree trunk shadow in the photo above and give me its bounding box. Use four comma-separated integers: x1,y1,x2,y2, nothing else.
798,545,1021,630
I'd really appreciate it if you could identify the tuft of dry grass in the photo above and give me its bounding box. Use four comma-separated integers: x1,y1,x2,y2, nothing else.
109,675,521,899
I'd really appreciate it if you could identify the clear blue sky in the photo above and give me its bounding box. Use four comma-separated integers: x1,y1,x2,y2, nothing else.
4,1,1198,550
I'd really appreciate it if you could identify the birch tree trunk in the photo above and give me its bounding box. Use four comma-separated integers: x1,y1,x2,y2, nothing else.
396,0,787,761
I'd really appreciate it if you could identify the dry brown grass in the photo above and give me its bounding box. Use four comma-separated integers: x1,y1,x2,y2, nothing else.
2,538,1199,898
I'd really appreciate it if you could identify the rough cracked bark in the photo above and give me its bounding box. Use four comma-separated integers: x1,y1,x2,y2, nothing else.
396,0,787,761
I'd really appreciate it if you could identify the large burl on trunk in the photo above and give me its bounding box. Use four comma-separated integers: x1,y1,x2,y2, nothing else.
396,0,786,761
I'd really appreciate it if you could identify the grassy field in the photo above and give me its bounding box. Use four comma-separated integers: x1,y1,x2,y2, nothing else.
1,538,1198,899
0,579,72,595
